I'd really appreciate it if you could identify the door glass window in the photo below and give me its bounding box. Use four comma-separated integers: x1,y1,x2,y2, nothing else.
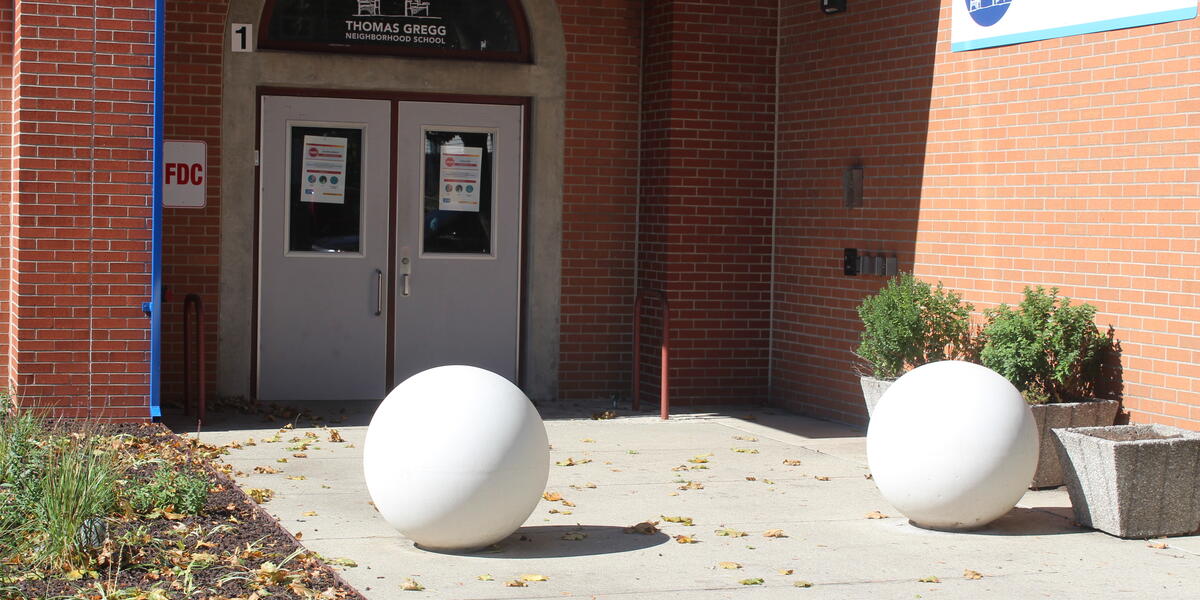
287,125,364,253
422,129,495,255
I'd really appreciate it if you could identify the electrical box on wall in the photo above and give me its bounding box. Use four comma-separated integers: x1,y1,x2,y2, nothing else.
844,249,899,277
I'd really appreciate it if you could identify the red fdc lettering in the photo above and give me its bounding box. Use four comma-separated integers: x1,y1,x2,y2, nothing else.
166,163,204,186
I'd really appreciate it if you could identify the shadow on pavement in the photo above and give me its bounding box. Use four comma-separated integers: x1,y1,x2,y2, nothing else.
419,525,671,559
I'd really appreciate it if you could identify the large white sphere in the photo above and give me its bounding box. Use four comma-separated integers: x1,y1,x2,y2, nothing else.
867,361,1038,530
363,366,549,551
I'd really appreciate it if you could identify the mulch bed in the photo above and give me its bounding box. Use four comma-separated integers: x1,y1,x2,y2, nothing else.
3,423,366,600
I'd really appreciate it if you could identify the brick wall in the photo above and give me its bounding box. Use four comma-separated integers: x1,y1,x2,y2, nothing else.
556,0,643,401
637,0,776,407
6,0,156,419
161,0,226,412
1,4,13,390
774,0,1200,430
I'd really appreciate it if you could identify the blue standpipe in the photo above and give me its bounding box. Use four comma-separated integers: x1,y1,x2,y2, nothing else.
147,0,165,420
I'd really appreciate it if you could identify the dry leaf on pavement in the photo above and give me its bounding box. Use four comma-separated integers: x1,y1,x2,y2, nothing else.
715,528,747,537
400,578,424,591
328,429,345,443
814,475,830,481
794,580,813,588
674,535,699,544
542,491,563,502
731,448,759,454
679,481,704,490
919,576,940,583
504,580,526,587
782,459,802,466
963,569,983,580
302,511,318,517
762,529,786,538
739,578,764,585
661,515,694,526
520,574,548,582
477,574,494,581
779,569,794,575
718,562,742,569
866,510,888,519
624,521,660,535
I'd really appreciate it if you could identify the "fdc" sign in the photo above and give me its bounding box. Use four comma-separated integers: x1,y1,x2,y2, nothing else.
164,140,207,208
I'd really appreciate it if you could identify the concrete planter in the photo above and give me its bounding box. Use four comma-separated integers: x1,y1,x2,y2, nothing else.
1028,399,1120,488
1053,425,1200,538
860,376,893,419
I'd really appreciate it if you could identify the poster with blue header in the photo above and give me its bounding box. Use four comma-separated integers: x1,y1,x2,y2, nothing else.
952,0,1197,52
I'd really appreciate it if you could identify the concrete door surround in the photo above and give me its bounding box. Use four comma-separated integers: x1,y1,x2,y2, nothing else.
220,0,565,402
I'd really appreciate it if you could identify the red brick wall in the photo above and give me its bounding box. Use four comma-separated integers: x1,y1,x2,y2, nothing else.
774,0,1200,430
556,0,643,401
636,0,776,407
161,0,226,412
1,4,13,389
6,0,156,419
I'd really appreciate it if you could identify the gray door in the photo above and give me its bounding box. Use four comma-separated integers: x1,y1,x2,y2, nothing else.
258,97,523,401
393,102,522,383
258,96,391,401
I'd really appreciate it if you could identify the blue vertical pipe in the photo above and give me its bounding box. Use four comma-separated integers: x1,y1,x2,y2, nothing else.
148,0,165,420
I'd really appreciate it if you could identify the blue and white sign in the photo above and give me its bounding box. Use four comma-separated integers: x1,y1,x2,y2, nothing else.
952,0,1197,52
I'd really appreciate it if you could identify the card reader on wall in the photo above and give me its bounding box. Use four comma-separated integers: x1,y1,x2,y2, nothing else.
822,0,847,14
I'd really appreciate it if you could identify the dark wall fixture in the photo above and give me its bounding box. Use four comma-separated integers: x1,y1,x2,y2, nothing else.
822,0,847,14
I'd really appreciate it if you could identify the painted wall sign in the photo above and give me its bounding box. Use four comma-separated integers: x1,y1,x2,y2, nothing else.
163,140,207,208
952,0,1198,52
259,0,530,62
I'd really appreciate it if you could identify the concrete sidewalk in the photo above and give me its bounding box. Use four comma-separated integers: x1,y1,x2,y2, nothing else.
178,402,1199,599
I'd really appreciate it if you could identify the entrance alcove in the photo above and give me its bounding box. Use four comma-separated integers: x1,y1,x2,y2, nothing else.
209,0,565,406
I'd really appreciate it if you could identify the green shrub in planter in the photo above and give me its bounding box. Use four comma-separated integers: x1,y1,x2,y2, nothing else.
127,466,210,515
856,273,975,380
980,286,1105,404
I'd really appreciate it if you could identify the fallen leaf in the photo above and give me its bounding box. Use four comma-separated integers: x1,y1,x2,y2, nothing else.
866,510,888,519
548,509,573,515
477,574,494,581
276,458,288,463
520,574,548,582
253,466,281,474
581,438,596,443
688,455,711,464
292,453,308,459
745,476,757,481
864,473,874,480
1148,542,1169,550
732,448,759,454
247,488,275,504
627,449,639,454
782,459,803,466
584,482,597,488
674,534,699,544
814,476,830,481
561,532,587,541
715,528,747,538
328,429,345,443
779,569,794,575
294,532,303,540
762,479,775,485
679,481,704,490
287,475,306,481
794,580,813,588
542,491,563,502
718,561,742,569
963,569,983,580
919,576,941,583
505,580,526,587
302,511,318,517
624,521,660,535
732,435,758,442
762,529,786,538
401,578,424,591
555,457,592,467
591,410,617,420
739,578,764,586
327,557,358,567
661,515,694,526
562,500,576,507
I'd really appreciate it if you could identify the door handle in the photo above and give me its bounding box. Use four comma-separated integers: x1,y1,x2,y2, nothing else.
374,269,383,316
399,249,412,297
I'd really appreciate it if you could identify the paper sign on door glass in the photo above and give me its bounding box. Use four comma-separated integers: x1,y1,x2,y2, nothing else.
301,135,349,204
438,146,483,212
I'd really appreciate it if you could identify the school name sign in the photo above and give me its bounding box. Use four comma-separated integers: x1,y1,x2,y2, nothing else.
952,0,1198,52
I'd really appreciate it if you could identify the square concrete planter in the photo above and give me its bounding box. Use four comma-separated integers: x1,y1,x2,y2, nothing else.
1028,399,1120,488
860,376,893,419
1053,424,1200,538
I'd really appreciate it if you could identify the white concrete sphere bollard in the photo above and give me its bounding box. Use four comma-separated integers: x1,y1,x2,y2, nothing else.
866,361,1038,530
362,365,549,551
